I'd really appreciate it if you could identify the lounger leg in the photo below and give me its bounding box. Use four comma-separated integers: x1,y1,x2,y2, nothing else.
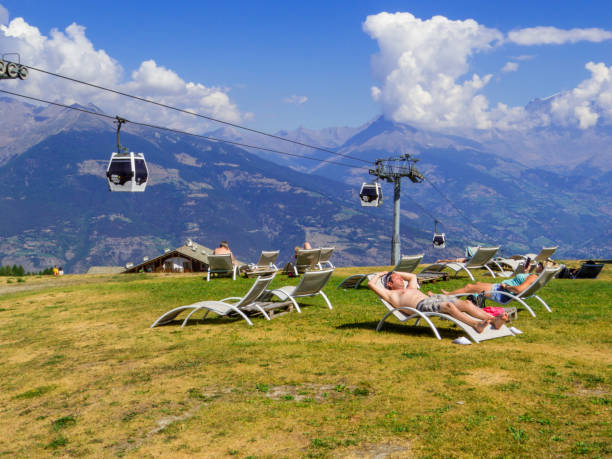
497,292,536,318
533,295,552,312
288,297,301,313
490,260,504,272
460,267,475,281
182,307,202,328
319,291,333,310
229,306,253,326
151,306,190,328
484,265,497,278
376,307,442,340
207,271,210,282
253,304,271,320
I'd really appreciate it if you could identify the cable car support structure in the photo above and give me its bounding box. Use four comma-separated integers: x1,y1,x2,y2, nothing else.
368,154,424,265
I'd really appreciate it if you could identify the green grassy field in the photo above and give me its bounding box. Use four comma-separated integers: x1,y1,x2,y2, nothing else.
0,264,610,458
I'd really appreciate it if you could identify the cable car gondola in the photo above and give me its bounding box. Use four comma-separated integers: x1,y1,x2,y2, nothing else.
432,220,445,249
359,182,382,207
106,117,149,192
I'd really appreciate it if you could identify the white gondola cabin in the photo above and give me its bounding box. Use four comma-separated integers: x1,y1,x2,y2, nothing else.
360,182,382,207
106,152,149,192
432,232,446,248
432,221,445,248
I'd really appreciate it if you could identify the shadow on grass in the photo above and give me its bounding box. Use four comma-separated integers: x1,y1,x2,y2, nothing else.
336,321,464,339
151,316,252,328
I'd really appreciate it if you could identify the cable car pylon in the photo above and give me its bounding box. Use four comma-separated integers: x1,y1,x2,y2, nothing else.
368,153,424,265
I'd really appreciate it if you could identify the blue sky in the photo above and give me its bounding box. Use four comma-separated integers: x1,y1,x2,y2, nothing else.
1,0,611,132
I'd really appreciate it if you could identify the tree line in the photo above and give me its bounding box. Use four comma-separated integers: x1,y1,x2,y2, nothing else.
0,265,55,276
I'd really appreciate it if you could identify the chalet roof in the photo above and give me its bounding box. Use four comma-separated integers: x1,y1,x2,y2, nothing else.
123,242,214,273
174,244,213,263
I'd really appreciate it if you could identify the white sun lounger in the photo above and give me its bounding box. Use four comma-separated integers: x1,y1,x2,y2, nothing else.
317,247,335,269
491,246,558,275
337,254,424,289
206,253,237,281
151,273,277,327
292,248,321,276
243,250,280,277
374,279,513,343
263,268,334,312
421,246,500,281
451,267,560,318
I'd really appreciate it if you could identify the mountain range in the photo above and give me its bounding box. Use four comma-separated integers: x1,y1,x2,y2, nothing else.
0,96,610,273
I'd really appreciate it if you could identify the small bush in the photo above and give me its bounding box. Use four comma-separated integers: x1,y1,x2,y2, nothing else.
52,415,76,431
255,383,269,393
15,385,56,399
45,435,68,449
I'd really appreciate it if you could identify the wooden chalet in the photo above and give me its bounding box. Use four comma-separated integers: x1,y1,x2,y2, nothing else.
123,242,214,274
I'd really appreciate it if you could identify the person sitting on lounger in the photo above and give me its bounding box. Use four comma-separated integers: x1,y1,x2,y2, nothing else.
441,260,544,304
368,271,507,333
213,240,238,266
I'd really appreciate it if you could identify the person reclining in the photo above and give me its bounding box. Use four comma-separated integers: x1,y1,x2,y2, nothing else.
441,260,544,303
368,271,507,333
213,240,238,266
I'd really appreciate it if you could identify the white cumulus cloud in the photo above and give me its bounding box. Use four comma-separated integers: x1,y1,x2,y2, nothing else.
502,61,519,73
550,62,612,129
0,15,246,133
283,95,308,105
364,12,612,131
363,12,504,130
508,26,612,45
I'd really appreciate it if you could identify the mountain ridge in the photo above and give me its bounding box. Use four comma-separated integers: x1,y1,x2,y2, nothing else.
0,98,610,272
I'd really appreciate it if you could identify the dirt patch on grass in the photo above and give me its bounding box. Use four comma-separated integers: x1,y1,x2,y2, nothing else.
340,442,412,458
464,369,511,385
265,383,359,401
6,348,39,364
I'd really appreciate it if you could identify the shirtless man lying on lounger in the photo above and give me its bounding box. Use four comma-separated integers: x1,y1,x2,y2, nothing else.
368,271,507,333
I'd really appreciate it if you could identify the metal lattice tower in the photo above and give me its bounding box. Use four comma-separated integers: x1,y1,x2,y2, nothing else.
369,153,424,265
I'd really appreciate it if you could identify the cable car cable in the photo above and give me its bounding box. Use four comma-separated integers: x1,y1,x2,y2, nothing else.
0,88,369,170
402,193,443,226
26,64,372,165
422,176,490,241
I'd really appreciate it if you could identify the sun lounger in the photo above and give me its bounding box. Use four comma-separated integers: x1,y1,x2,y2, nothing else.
263,268,334,312
525,246,558,264
451,267,561,318
337,254,424,289
291,248,322,276
573,263,604,279
421,246,500,280
488,260,525,278
206,253,237,281
242,250,280,277
151,273,278,327
493,246,558,274
317,247,335,269
374,278,513,343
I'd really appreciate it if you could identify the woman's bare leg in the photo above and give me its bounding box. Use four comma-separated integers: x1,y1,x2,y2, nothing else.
441,282,493,295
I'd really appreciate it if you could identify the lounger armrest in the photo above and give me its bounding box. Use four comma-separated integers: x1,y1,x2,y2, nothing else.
219,296,241,302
